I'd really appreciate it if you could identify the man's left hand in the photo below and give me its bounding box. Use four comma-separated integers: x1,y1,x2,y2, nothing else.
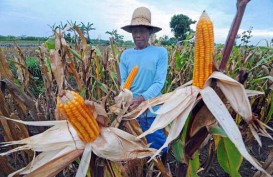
129,96,145,110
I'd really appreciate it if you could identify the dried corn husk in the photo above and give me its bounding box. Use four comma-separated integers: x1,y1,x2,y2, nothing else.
135,71,270,176
0,116,155,177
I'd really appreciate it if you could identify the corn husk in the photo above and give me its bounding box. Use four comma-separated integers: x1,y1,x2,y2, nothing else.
0,116,155,177
123,80,192,120
138,86,199,139
208,72,270,146
136,71,270,176
110,89,133,115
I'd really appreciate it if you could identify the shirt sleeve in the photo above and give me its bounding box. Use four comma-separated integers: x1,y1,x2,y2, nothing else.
119,52,128,87
142,48,168,100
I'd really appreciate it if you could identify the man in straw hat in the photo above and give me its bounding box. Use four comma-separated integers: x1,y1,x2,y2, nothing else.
120,7,168,162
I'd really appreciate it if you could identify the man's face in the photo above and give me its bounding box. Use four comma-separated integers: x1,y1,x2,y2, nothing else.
131,26,150,49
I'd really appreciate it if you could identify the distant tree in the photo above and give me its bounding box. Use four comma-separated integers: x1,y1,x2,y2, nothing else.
170,14,196,41
106,29,124,45
240,26,253,47
159,35,177,46
80,22,95,43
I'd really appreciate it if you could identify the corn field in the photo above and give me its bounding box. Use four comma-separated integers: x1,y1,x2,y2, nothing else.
1,3,273,177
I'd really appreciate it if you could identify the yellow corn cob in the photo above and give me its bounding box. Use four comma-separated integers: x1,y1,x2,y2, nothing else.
123,66,139,89
57,90,100,143
192,11,214,88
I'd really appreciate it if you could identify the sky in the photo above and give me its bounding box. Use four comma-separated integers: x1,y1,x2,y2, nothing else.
0,0,273,45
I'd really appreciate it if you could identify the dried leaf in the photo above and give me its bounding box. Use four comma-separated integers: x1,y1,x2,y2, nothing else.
1,79,36,115
14,45,30,89
0,48,14,81
189,104,216,137
91,127,155,161
123,91,174,119
0,91,14,141
253,150,273,177
67,61,83,90
0,156,15,176
25,149,83,177
14,57,25,83
73,25,87,52
139,86,199,139
200,86,269,176
148,92,197,161
0,116,155,177
75,143,92,177
49,50,65,91
123,81,192,120
208,72,253,122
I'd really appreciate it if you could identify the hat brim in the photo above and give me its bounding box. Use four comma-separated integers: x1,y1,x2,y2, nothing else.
121,24,162,34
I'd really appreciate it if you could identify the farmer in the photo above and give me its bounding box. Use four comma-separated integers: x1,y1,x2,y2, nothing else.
120,7,168,162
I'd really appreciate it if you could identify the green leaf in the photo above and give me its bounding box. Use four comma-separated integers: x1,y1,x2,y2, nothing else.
172,139,184,163
172,115,191,163
98,82,108,94
105,161,123,177
44,37,55,50
69,48,82,60
92,46,102,58
186,151,200,177
265,93,273,124
217,137,242,177
209,126,228,137
252,76,273,83
175,52,182,71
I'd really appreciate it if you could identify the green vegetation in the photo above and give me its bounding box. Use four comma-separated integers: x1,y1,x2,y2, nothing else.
170,14,196,41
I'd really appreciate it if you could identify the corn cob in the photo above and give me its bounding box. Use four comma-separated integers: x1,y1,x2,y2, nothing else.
192,11,214,88
123,65,139,89
57,90,100,143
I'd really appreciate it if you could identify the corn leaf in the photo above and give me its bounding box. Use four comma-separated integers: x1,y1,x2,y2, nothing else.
44,37,55,50
265,93,273,124
0,49,15,81
200,86,269,176
217,137,242,177
49,50,65,91
172,113,192,163
69,48,82,60
105,161,124,177
73,25,87,53
252,76,273,83
208,71,252,121
148,92,197,161
245,89,264,97
25,150,83,177
139,86,199,139
91,127,155,161
209,126,228,137
186,152,200,177
172,139,184,163
123,91,173,119
75,143,92,177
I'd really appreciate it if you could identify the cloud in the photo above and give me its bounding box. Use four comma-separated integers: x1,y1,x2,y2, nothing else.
0,0,272,46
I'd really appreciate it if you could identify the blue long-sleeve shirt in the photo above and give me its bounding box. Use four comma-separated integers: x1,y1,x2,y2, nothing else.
120,45,168,117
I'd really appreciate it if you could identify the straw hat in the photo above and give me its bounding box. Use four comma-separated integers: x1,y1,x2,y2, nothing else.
121,7,162,34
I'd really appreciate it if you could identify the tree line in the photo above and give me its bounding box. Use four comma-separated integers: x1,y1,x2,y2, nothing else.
0,13,196,46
